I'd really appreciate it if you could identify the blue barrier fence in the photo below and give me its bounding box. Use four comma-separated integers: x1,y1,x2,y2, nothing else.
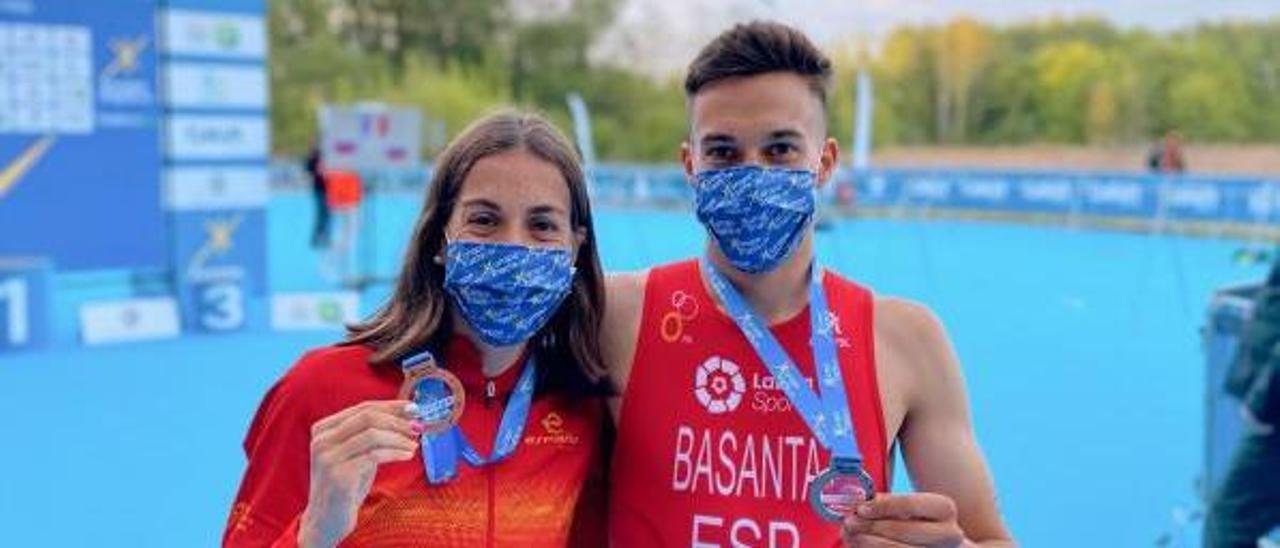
855,169,1280,224
267,162,1280,228
587,164,1280,226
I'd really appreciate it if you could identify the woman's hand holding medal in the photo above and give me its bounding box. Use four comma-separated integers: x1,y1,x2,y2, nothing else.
300,400,425,548
841,493,969,548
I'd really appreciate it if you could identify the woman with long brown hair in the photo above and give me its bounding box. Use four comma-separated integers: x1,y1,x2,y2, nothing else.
223,111,611,547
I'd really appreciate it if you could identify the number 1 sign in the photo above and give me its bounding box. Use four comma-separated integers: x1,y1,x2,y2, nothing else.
0,257,51,352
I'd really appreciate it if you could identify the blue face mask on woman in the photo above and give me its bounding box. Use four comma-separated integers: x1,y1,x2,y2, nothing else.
694,165,818,274
443,240,575,347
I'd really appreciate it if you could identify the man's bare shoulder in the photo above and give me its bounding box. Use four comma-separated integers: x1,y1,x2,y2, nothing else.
603,271,648,338
604,271,649,310
875,296,949,349
873,296,962,388
602,270,650,397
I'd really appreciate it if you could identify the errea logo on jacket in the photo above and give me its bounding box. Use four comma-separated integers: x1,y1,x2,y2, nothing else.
524,412,581,447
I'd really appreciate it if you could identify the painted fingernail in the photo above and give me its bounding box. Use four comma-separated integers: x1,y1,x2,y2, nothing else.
410,420,427,434
403,402,420,416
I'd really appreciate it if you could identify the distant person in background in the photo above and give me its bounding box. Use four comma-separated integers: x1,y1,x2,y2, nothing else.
320,169,364,284
1147,130,1187,173
306,139,331,248
1204,258,1280,547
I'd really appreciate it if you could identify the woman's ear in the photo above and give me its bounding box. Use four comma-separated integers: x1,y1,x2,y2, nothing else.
433,236,449,265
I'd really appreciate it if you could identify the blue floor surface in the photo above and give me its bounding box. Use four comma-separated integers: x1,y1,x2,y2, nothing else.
0,191,1267,547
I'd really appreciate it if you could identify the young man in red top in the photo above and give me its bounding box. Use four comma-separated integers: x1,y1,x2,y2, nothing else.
602,22,1015,547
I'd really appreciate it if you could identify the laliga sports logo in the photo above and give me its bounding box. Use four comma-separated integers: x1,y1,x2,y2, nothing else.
694,356,746,414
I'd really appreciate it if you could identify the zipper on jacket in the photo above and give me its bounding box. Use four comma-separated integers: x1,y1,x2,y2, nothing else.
485,388,498,548
486,462,497,548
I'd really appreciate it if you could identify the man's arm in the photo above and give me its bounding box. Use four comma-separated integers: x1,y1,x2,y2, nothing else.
601,271,648,421
844,299,1014,547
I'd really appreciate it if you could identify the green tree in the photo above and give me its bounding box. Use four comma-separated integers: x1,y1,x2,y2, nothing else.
267,5,1280,159
1167,69,1252,141
338,0,511,77
875,26,937,144
931,18,993,142
1032,40,1108,142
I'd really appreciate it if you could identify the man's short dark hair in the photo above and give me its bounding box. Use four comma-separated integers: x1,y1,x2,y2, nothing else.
685,21,833,104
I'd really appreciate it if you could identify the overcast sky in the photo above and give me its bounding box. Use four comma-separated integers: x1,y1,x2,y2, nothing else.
592,0,1280,76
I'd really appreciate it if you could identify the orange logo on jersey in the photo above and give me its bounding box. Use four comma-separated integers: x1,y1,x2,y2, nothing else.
525,412,580,447
659,290,699,344
541,412,565,435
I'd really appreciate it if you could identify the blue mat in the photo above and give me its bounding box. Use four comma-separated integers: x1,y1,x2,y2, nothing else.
0,191,1265,547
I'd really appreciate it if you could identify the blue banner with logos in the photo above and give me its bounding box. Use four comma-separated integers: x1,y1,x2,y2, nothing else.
159,0,269,332
0,0,166,271
591,164,1280,227
169,208,266,332
851,169,1280,225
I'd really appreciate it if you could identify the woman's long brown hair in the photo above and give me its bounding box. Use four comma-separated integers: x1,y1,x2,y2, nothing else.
345,110,611,396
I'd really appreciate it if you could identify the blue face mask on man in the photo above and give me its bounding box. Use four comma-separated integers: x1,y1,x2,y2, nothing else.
694,165,818,274
443,240,575,347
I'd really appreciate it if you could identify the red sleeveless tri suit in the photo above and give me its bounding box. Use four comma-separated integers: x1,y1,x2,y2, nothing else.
609,259,889,547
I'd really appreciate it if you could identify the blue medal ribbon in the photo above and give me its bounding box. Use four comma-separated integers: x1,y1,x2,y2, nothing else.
457,358,536,468
701,258,861,462
702,259,873,519
400,351,537,484
702,258,874,520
